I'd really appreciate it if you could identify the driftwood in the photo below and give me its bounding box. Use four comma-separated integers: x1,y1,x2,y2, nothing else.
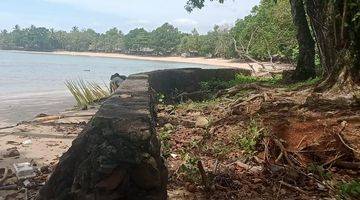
232,37,266,70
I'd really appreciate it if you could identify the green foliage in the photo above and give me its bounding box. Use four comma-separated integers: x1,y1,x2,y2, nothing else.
200,78,232,91
0,0,295,62
156,93,166,103
94,28,124,52
178,152,200,183
339,180,360,199
231,0,296,61
208,141,232,160
229,73,282,86
286,77,320,90
179,29,201,54
234,119,265,155
150,23,182,55
158,129,172,158
307,163,332,180
65,79,110,108
124,28,151,53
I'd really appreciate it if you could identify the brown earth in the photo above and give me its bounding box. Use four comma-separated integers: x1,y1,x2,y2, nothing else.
157,84,360,199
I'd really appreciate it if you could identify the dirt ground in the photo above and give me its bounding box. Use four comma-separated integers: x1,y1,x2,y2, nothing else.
159,84,360,199
1,83,359,200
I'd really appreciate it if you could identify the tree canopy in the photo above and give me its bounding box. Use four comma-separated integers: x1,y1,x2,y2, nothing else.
0,1,296,62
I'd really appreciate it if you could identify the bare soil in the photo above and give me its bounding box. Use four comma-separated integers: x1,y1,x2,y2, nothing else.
158,85,360,199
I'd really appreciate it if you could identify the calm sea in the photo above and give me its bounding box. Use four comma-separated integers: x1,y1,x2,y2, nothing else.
0,50,213,124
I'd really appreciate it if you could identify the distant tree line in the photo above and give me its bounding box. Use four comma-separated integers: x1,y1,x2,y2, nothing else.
0,0,296,61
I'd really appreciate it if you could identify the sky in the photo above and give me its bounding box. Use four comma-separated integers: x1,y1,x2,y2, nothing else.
0,0,260,34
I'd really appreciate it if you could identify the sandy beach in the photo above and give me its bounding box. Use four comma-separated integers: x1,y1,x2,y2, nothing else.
52,51,250,68
50,51,289,71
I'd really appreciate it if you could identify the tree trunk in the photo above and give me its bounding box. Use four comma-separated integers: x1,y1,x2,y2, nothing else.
289,0,316,82
304,0,360,92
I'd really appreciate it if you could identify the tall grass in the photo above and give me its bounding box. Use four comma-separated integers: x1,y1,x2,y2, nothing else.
65,79,110,108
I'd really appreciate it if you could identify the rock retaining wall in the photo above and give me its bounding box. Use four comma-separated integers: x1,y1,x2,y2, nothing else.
37,68,249,200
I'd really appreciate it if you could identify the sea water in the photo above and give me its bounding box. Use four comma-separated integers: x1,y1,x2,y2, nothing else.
0,50,213,124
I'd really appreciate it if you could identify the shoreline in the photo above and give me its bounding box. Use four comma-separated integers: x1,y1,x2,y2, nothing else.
52,51,249,69
8,50,289,71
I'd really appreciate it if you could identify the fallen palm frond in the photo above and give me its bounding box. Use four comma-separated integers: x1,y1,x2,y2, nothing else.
65,79,110,108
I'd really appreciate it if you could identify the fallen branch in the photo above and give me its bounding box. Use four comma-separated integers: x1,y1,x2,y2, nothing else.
334,161,360,170
0,167,9,186
273,138,295,167
279,181,307,194
232,161,263,173
233,37,266,70
0,125,17,130
231,92,269,109
336,122,360,154
0,184,17,190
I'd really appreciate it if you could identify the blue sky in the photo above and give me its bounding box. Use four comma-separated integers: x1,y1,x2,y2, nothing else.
0,0,260,34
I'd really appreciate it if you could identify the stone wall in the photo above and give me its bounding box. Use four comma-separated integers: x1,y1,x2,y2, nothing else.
37,68,248,200
147,68,251,97
38,74,167,200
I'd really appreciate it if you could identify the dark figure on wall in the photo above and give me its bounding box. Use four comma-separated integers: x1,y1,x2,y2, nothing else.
110,73,126,93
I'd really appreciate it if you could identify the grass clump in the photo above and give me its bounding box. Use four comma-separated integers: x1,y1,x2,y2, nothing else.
209,141,232,160
200,73,282,92
307,163,332,180
234,119,265,155
65,79,110,108
339,180,360,199
286,77,321,90
177,152,201,183
229,73,282,86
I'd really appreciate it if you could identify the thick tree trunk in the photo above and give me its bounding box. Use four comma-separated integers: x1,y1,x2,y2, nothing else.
304,0,360,92
289,0,316,82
